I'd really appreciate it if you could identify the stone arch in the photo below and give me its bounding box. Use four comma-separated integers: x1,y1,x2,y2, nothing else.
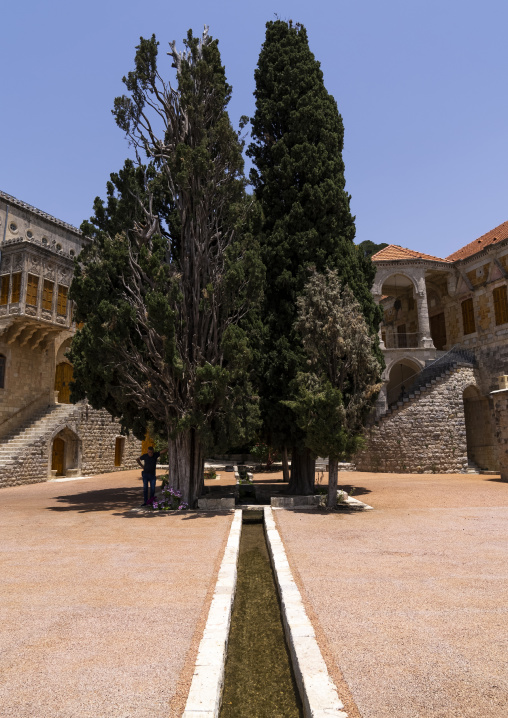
385,357,422,406
373,270,419,299
56,336,73,365
55,361,74,404
49,425,81,477
463,385,498,471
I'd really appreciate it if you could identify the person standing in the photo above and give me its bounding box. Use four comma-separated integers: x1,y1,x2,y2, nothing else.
137,446,168,506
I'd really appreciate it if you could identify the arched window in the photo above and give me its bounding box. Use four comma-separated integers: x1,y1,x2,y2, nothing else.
0,355,6,389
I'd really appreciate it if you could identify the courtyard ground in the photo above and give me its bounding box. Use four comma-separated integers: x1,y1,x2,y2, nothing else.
1,469,507,717
0,469,233,718
274,471,508,718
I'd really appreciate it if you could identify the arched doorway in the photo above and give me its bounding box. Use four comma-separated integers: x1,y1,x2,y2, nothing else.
51,427,81,477
55,362,74,403
386,358,421,406
52,437,65,475
463,386,498,471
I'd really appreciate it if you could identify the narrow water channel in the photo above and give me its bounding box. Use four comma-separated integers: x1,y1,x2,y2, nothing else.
220,510,303,718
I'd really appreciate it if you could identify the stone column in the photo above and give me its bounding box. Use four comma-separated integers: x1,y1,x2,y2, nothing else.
415,273,435,348
372,292,385,349
490,384,508,481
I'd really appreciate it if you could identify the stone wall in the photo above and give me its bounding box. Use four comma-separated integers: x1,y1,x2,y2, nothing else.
78,405,140,477
0,338,55,435
490,389,508,481
0,403,140,489
355,366,482,474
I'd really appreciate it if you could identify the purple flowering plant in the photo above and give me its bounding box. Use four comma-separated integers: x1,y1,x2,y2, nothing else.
150,474,188,511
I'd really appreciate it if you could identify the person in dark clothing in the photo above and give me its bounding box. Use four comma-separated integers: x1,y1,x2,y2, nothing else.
137,446,168,506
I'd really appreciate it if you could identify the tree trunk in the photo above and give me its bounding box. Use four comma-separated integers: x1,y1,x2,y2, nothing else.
282,446,290,484
167,428,204,507
287,445,315,495
327,457,338,509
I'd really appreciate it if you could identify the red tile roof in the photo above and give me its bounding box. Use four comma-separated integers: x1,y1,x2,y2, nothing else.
371,244,449,263
446,221,508,262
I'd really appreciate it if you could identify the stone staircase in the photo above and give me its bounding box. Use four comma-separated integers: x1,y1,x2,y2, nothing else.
0,403,82,486
377,348,477,424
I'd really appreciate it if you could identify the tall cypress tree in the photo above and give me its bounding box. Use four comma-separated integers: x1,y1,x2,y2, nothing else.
70,30,264,506
248,20,381,493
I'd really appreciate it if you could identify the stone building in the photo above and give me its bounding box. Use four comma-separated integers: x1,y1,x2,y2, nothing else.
0,191,141,488
356,220,508,474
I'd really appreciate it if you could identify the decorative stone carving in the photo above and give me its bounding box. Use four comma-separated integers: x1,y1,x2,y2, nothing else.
43,262,56,279
28,256,41,274
57,267,72,284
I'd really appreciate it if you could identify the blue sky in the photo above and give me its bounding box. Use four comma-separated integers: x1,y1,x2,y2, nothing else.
1,0,507,258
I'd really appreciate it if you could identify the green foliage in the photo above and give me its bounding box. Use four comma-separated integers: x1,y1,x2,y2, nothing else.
357,240,388,260
248,20,382,451
285,269,382,460
250,443,280,466
70,29,264,463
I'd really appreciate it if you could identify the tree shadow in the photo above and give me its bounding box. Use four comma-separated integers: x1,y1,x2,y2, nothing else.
47,486,141,513
46,485,235,519
338,484,371,497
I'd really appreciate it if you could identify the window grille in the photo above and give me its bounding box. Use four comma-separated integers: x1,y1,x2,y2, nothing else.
26,274,39,307
43,280,54,311
11,273,21,304
0,275,10,305
57,285,68,316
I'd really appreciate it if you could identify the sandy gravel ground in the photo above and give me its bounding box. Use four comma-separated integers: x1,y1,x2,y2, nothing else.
275,472,508,718
0,470,233,718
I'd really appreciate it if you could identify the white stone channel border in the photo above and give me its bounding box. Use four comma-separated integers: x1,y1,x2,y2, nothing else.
265,506,348,718
182,508,242,718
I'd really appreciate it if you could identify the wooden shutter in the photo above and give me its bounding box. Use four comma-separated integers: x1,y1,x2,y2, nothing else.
114,438,124,467
461,298,476,335
493,286,508,326
42,280,54,311
11,273,21,303
26,274,39,306
0,275,10,305
57,285,68,316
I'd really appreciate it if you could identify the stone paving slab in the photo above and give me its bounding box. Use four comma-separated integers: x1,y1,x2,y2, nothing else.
274,472,508,718
0,469,233,717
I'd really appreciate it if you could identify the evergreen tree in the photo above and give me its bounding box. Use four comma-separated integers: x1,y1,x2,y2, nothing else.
248,20,382,493
357,240,388,260
286,269,382,507
70,29,264,506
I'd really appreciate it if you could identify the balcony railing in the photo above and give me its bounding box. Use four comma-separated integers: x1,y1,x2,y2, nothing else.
383,332,421,349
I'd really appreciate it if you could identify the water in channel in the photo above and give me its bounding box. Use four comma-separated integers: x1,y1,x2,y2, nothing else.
219,510,303,718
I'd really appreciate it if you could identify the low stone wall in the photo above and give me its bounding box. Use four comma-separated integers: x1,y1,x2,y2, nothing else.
355,366,478,474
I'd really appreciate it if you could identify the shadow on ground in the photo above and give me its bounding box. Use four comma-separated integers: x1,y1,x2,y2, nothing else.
46,486,233,519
